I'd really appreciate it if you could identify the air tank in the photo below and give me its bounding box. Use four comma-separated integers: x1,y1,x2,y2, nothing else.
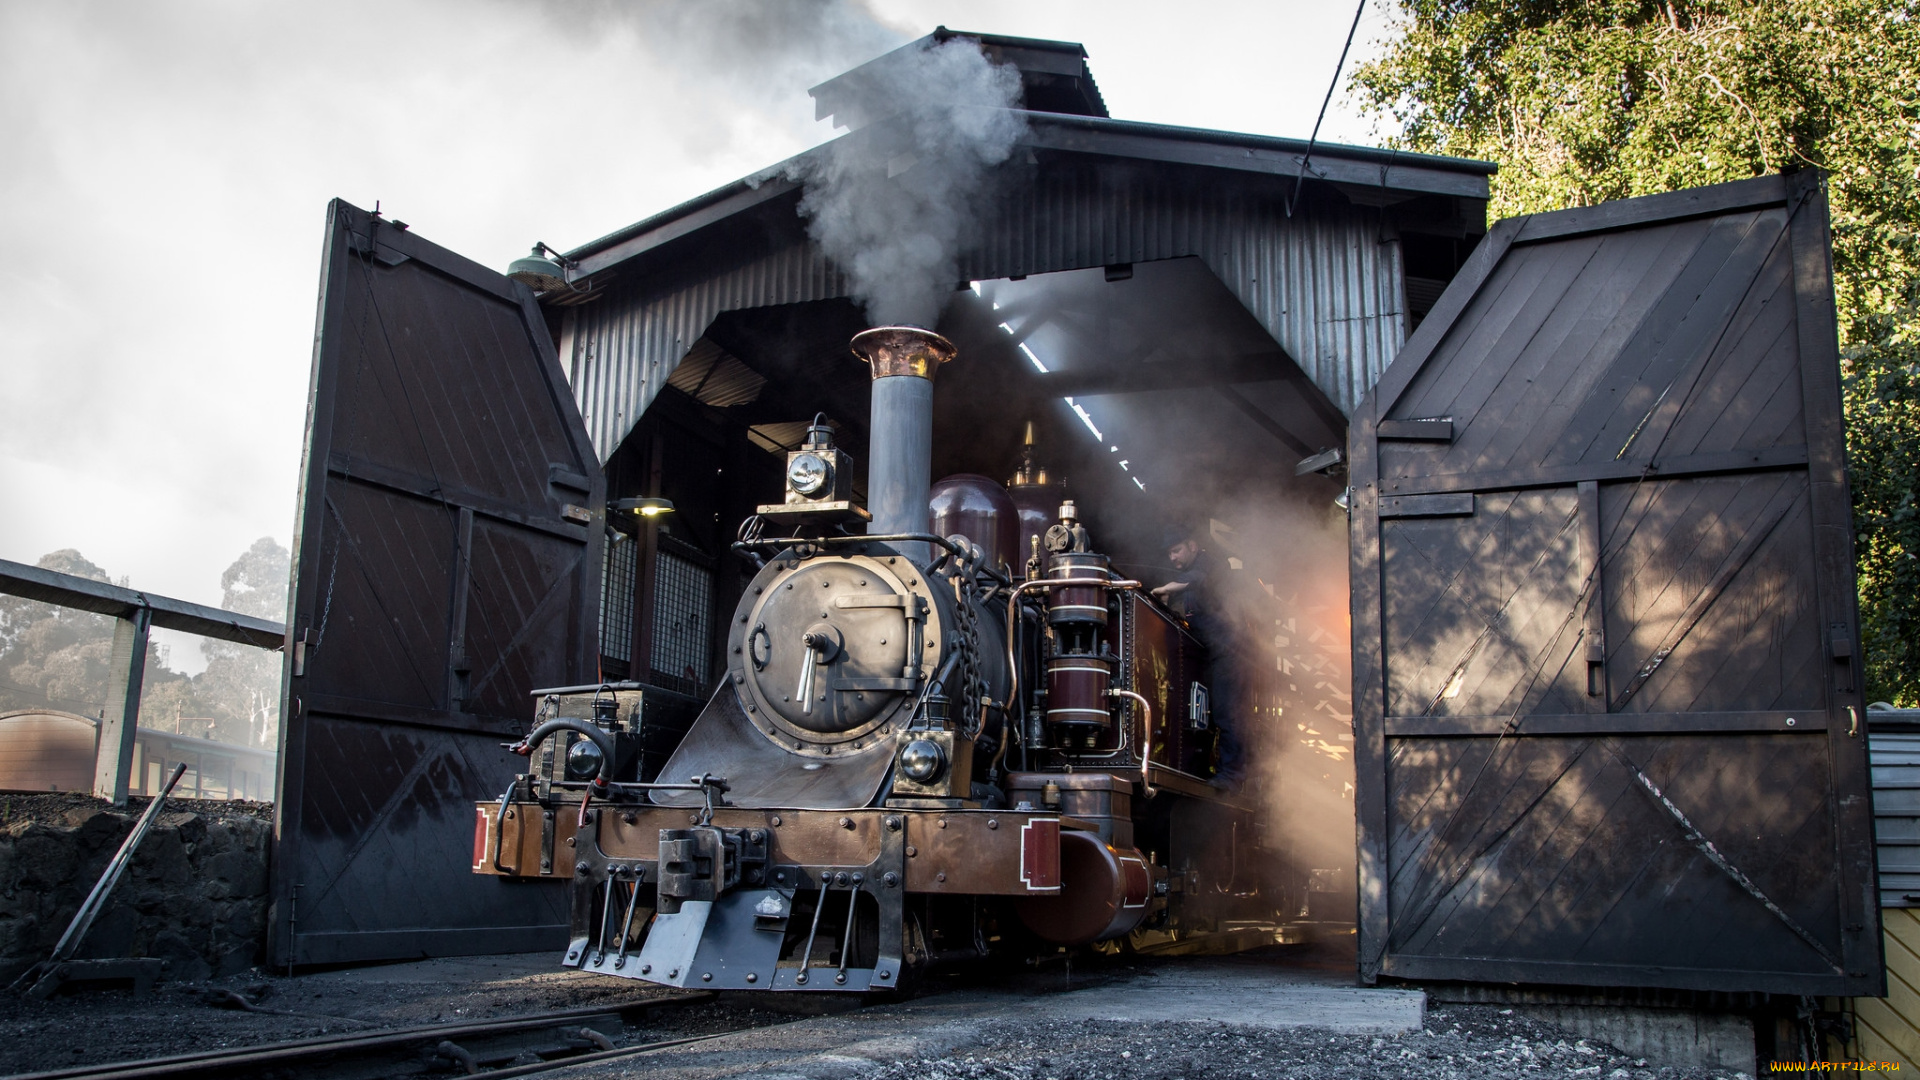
929,474,1018,573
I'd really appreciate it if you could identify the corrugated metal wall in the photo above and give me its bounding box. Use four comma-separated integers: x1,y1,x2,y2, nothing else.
1826,718,1916,1068
1874,721,1920,907
562,167,1405,463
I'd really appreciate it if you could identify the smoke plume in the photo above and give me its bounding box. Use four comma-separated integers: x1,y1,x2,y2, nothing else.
790,37,1029,328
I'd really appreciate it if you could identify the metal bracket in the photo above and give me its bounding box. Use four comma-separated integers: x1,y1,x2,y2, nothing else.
769,813,908,991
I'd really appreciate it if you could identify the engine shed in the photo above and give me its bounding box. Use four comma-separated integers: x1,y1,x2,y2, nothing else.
273,25,1877,1041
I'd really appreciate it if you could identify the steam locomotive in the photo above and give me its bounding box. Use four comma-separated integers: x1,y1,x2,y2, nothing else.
473,327,1281,992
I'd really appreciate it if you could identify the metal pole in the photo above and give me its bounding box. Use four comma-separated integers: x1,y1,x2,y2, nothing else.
94,608,151,805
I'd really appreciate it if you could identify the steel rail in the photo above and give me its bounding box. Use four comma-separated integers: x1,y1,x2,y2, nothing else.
10,992,720,1080
462,1020,799,1079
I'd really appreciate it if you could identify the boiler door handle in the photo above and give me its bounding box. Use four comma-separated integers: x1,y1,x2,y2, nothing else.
798,636,824,714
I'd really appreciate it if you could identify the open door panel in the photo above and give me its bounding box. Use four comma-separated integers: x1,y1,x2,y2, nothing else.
272,201,604,966
1348,172,1880,995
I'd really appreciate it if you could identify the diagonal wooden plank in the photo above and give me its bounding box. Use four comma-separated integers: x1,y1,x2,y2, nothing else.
1472,222,1713,475
1605,738,1842,971
1405,739,1609,955
1611,477,1804,710
1390,738,1596,951
1418,501,1581,716
1372,217,1528,421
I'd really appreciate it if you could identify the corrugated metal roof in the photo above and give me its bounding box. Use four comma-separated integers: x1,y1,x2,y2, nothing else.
1872,714,1920,907
560,113,1493,279
665,339,767,408
562,166,1411,462
748,420,826,455
811,28,1109,129
560,245,849,459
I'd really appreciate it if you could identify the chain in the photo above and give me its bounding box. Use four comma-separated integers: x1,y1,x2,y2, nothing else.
942,565,985,740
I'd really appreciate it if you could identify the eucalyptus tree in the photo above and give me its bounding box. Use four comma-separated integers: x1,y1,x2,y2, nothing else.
1355,0,1920,703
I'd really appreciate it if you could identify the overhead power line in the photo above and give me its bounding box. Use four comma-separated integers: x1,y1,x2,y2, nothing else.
1289,0,1368,218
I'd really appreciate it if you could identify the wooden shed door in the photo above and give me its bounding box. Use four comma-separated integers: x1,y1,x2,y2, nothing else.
272,201,604,967
1348,173,1880,994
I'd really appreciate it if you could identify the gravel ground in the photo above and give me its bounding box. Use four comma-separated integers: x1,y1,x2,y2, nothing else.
857,1006,1753,1080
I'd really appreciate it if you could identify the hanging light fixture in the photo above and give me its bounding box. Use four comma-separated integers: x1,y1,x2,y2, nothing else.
507,242,573,292
611,497,676,518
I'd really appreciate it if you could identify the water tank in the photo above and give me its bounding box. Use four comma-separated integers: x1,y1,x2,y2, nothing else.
0,711,96,793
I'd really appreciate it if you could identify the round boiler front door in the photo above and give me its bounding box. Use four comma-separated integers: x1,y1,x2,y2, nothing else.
741,559,914,737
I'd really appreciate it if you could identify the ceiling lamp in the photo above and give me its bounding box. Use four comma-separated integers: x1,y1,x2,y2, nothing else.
612,497,676,518
507,243,572,292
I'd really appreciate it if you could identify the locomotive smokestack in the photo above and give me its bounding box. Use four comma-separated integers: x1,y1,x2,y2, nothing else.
851,327,955,552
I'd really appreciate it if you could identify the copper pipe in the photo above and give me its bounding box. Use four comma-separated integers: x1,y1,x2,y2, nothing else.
987,700,1010,778
1108,687,1154,798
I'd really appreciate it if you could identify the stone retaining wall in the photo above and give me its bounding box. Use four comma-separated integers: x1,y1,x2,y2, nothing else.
0,797,272,984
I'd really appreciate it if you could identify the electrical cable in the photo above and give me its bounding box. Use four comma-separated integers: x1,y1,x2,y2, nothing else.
1288,0,1368,218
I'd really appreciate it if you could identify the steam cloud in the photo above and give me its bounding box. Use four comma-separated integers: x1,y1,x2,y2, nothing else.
790,37,1029,328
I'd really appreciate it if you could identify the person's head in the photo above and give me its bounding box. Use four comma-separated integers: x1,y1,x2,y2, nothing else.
1167,537,1202,570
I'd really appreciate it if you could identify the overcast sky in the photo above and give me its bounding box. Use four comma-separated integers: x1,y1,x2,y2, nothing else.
0,0,1404,671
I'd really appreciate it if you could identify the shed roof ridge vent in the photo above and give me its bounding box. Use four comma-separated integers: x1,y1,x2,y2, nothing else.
809,26,1108,131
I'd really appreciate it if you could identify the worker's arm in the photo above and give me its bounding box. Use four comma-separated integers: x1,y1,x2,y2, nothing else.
1150,580,1190,603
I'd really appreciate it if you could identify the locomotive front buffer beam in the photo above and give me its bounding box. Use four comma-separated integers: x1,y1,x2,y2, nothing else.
476,801,1123,992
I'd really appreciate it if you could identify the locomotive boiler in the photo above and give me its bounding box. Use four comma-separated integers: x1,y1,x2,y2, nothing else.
474,327,1269,992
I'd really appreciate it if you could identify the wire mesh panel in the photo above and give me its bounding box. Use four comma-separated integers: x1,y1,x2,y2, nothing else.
649,548,712,695
600,531,636,665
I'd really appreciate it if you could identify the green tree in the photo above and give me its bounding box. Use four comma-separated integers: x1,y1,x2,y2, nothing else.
1354,0,1920,703
0,550,190,718
0,543,286,746
192,538,288,748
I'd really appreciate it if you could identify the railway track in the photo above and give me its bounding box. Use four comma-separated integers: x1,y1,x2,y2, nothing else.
6,990,784,1080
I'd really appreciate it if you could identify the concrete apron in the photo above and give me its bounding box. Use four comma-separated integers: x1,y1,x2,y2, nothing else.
1515,1005,1755,1076
1026,964,1425,1033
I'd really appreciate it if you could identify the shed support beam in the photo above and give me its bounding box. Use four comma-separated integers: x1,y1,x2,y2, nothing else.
94,609,151,805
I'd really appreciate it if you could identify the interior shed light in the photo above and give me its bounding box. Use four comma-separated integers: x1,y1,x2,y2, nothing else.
1063,397,1103,440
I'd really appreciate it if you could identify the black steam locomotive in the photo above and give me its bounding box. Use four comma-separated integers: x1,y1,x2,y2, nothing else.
474,327,1281,992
